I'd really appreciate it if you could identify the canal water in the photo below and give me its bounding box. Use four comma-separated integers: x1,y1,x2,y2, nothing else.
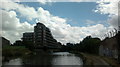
2,52,83,66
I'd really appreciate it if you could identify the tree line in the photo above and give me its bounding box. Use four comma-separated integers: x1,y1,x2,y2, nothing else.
61,36,101,55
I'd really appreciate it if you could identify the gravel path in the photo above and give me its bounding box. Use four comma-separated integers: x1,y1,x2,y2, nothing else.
81,53,111,67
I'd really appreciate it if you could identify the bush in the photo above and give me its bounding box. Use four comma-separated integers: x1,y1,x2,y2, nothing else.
2,46,31,57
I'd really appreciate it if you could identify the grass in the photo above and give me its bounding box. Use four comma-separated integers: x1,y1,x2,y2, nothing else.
80,53,95,65
100,56,120,67
80,53,120,67
71,51,120,67
2,45,32,58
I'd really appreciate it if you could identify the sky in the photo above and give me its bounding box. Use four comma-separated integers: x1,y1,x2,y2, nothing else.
18,2,109,26
0,0,119,44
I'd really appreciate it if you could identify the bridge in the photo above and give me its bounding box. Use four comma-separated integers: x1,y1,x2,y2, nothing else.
34,45,62,52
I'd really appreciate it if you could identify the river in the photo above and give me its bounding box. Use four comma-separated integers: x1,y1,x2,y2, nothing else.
2,52,83,67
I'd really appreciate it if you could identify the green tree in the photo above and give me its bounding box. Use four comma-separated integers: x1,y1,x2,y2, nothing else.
79,36,101,54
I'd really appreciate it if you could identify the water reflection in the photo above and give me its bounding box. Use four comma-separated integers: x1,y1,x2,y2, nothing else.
52,52,83,65
3,52,83,67
22,53,52,66
4,58,23,65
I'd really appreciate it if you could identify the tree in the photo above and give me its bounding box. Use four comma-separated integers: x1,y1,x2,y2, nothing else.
66,43,74,51
79,36,101,54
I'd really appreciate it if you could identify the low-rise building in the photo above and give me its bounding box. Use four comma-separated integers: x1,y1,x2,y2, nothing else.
13,40,23,46
22,32,34,47
22,32,34,42
1,37,10,47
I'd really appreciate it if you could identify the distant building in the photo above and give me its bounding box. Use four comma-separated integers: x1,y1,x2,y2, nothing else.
22,32,34,42
1,37,10,47
13,40,23,46
22,32,34,47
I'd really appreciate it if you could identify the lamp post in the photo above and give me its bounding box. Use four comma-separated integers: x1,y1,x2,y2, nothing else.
118,1,120,63
117,29,120,63
118,2,120,63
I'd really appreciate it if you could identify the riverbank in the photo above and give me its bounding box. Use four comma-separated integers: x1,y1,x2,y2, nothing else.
73,52,120,67
2,46,32,61
100,56,120,67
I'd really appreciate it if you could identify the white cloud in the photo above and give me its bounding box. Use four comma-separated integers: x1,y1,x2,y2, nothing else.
69,0,98,2
107,15,118,29
85,20,95,26
95,0,119,16
1,1,113,44
2,0,98,2
1,1,38,21
1,10,34,43
95,0,119,31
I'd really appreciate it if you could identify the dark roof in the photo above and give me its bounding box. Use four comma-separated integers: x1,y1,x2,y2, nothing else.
0,37,9,41
37,22,44,25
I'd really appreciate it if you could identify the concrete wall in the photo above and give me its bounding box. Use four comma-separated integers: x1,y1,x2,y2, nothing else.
99,36,118,59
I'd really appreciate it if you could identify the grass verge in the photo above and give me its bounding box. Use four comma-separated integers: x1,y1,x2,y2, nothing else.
2,46,32,58
71,51,120,67
100,56,120,67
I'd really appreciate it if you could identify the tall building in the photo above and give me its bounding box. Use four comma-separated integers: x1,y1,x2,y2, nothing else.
34,23,46,47
22,22,60,49
34,22,57,48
